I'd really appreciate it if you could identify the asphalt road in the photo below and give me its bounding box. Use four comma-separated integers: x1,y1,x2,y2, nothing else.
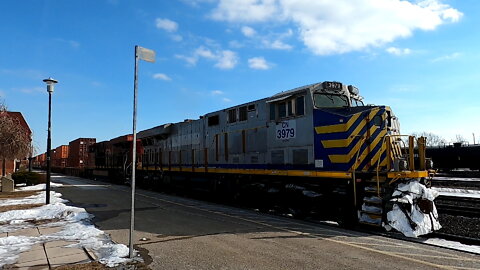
52,174,480,270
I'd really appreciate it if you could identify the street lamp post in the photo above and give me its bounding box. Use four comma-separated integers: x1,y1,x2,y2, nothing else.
129,46,155,258
43,77,58,205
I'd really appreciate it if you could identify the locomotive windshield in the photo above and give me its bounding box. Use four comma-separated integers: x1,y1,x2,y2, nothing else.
314,93,349,108
350,98,364,107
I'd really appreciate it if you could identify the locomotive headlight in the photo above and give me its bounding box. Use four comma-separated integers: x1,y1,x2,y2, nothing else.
394,157,408,171
348,85,359,95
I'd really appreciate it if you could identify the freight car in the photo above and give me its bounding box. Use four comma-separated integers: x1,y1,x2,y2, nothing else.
427,143,480,172
135,81,431,226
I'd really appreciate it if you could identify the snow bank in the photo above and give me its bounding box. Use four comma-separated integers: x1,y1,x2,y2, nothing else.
17,182,63,191
424,238,480,254
384,180,441,237
0,183,131,267
0,191,66,206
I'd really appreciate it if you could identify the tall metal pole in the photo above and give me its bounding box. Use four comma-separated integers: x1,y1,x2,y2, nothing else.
28,144,33,172
129,46,139,258
46,91,52,204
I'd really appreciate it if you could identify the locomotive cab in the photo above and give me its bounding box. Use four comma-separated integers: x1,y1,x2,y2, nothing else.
308,81,434,230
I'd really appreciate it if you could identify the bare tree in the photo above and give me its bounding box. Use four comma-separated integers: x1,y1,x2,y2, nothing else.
411,132,447,147
0,100,32,175
455,134,467,144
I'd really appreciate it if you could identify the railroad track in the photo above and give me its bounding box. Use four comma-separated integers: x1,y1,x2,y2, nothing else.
436,195,480,218
431,180,480,190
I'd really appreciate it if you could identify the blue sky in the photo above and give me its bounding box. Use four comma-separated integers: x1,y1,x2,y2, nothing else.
1,0,478,154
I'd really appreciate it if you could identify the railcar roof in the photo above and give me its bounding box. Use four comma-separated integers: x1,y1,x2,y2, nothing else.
268,82,319,99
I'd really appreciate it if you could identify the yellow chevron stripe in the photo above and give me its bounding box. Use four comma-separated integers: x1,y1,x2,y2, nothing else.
379,157,387,167
321,108,380,148
328,136,364,163
314,113,361,134
322,120,367,148
355,128,386,168
364,147,386,171
348,126,381,170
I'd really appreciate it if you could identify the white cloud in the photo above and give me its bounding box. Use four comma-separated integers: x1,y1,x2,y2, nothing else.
155,18,178,32
215,50,238,69
211,0,279,22
153,73,172,81
386,47,412,56
16,87,44,94
195,46,216,59
177,47,238,69
262,39,292,50
248,57,271,70
210,0,462,55
211,90,224,95
229,40,244,48
175,54,198,66
431,52,461,62
171,34,183,42
241,26,256,37
222,97,232,102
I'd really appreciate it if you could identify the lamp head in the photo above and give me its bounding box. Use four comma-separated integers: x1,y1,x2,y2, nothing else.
43,77,58,93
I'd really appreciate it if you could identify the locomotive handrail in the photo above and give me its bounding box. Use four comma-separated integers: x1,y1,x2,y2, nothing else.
375,134,411,196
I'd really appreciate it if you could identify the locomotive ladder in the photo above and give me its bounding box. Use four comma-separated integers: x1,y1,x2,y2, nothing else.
353,135,398,227
354,135,428,227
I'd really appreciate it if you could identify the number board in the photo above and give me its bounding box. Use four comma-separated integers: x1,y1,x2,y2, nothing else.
276,120,296,140
322,81,342,91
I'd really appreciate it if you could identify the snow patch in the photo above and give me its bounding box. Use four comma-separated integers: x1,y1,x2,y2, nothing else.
0,182,131,267
384,180,441,238
432,187,480,199
424,238,480,255
0,191,66,206
17,182,63,191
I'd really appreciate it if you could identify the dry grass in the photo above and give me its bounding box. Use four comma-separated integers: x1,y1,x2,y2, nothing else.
0,203,43,212
0,191,42,213
0,190,39,199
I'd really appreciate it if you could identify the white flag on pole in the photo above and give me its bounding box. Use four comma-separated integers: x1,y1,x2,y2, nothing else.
137,46,156,63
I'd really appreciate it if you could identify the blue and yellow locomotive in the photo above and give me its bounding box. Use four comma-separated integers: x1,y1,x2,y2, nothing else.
137,81,430,226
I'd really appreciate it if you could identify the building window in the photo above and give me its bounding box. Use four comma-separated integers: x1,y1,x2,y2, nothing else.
227,109,237,123
239,106,248,121
247,104,256,111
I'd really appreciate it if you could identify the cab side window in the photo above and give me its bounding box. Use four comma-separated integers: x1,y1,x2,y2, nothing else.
270,95,305,120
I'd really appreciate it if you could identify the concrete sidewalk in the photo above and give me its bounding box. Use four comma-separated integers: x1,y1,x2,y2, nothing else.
3,226,94,269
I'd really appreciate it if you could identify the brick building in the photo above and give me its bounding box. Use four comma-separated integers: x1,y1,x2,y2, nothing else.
0,111,32,176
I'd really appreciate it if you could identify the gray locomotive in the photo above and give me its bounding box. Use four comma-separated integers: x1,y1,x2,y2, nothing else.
137,81,431,226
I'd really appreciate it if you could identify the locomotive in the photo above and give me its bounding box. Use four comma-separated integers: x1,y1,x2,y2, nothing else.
136,81,432,227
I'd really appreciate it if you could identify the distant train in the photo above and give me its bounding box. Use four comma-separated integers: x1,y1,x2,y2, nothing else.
427,143,480,172
37,81,432,227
